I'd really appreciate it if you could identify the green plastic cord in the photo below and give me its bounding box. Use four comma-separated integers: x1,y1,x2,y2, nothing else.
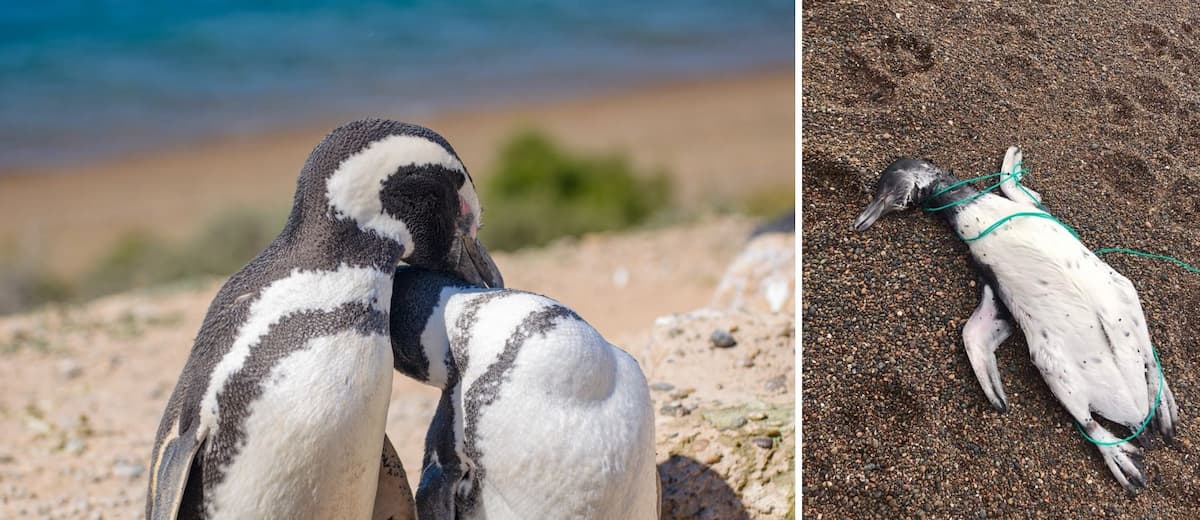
922,162,1195,446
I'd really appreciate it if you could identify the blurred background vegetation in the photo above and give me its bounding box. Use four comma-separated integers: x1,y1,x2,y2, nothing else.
0,128,796,315
4,131,740,315
479,130,673,251
0,129,793,315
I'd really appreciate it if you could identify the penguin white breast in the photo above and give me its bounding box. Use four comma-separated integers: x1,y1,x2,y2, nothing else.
959,195,1152,420
199,264,398,518
209,329,395,518
448,293,658,519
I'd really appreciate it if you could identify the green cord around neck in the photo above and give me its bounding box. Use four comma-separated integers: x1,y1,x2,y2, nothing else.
921,161,1195,446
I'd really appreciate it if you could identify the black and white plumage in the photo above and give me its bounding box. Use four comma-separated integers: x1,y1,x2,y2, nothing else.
388,267,659,519
854,146,1179,492
145,119,503,519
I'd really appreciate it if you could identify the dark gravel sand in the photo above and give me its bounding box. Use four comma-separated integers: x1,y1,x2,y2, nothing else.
802,1,1200,518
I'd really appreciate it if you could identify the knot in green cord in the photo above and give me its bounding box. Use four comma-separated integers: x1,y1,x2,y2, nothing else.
923,162,1195,446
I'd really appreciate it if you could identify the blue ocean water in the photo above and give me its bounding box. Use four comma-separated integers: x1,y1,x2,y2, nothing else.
0,1,793,172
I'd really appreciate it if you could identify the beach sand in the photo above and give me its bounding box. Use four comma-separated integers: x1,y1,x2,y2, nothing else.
0,69,794,276
803,1,1200,517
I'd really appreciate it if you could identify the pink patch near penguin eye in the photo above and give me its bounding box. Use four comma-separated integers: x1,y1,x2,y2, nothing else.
459,196,478,238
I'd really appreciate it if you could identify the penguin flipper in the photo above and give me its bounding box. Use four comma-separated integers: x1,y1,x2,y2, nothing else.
147,418,205,520
962,282,1013,412
373,434,417,520
997,146,1042,206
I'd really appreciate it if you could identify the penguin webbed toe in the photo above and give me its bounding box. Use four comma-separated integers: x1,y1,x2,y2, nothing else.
1157,383,1179,445
1100,442,1147,494
990,395,1009,414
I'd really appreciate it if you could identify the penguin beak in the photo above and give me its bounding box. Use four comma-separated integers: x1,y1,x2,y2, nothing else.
448,235,504,289
853,193,896,232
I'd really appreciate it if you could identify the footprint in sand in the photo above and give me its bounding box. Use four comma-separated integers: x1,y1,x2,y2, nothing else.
1092,151,1157,206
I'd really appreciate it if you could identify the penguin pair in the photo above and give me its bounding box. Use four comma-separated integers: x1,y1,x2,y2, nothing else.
145,119,657,518
854,146,1179,492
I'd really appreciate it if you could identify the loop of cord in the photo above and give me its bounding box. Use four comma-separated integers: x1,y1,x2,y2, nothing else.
920,162,1192,446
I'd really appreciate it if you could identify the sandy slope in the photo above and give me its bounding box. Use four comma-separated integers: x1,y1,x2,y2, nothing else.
0,215,796,519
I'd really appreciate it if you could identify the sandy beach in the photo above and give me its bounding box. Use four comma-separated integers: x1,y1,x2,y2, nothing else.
803,1,1199,517
0,69,794,276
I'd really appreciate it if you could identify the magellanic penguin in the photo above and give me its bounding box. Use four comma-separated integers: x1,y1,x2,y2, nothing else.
387,266,659,519
853,146,1179,492
145,119,504,519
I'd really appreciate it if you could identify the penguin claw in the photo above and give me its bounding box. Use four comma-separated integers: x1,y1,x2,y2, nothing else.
1100,443,1147,493
1157,383,1179,445
990,398,1009,414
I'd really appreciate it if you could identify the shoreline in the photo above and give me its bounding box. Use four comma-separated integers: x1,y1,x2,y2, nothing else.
0,67,794,276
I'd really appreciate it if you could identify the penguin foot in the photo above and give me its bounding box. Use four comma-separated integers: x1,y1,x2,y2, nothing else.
998,145,1042,205
1098,442,1146,493
1157,382,1179,445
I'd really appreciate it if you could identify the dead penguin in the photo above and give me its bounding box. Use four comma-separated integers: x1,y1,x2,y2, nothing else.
388,266,659,519
853,146,1179,492
145,119,503,519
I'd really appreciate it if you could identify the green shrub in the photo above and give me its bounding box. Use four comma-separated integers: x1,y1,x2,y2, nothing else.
82,232,186,298
739,184,796,218
180,207,285,276
79,207,284,300
480,131,672,250
0,260,71,315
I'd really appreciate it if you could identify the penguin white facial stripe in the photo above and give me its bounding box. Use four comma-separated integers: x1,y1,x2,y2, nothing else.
199,264,393,436
326,134,465,252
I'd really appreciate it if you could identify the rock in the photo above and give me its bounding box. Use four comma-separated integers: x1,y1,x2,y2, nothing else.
660,402,690,417
736,357,755,368
702,408,748,430
763,374,788,393
669,388,694,400
112,461,144,480
751,437,775,449
25,417,51,435
710,329,737,348
65,438,85,455
611,267,630,288
58,358,83,380
650,382,675,392
747,412,768,421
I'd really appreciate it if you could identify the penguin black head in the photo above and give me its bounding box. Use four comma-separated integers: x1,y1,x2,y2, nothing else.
292,118,503,287
853,158,951,231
